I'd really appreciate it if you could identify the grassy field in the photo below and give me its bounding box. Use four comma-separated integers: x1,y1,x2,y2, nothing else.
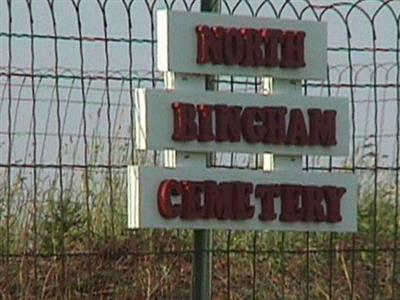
0,146,399,299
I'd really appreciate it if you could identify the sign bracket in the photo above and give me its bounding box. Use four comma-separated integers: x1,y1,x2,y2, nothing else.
269,78,303,172
163,71,213,300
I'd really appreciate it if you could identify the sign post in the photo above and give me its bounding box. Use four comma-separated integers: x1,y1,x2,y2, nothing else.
128,6,357,299
193,2,220,300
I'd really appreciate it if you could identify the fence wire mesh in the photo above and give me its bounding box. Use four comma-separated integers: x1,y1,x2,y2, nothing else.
0,0,399,299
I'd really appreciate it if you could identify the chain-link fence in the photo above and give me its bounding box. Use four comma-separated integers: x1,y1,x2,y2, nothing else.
0,0,399,299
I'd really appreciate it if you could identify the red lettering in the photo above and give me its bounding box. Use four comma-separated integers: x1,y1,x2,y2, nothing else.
171,102,197,141
197,104,214,142
181,181,205,219
302,186,326,222
158,180,182,219
196,25,305,69
263,107,287,144
196,25,224,64
262,29,282,67
280,31,306,68
308,109,337,146
241,28,264,67
171,103,339,147
324,186,346,223
224,28,245,65
205,181,234,220
286,109,309,145
279,184,304,222
255,185,279,221
232,182,254,219
241,107,266,143
203,181,217,219
215,105,242,142
158,180,345,224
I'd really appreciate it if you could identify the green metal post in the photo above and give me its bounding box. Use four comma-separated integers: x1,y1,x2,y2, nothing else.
192,1,221,300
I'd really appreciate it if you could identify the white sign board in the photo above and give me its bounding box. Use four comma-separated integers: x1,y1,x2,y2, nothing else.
157,10,327,80
127,10,357,234
135,88,349,156
128,166,357,232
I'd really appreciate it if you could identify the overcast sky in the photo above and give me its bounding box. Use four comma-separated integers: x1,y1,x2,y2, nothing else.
0,0,399,169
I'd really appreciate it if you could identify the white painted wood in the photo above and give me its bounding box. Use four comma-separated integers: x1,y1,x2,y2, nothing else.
164,72,205,91
157,10,327,80
128,10,357,235
262,77,273,171
272,79,303,171
134,88,349,156
127,166,139,228
161,72,208,168
127,165,357,232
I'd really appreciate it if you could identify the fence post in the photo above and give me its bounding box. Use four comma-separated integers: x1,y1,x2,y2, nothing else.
192,2,221,300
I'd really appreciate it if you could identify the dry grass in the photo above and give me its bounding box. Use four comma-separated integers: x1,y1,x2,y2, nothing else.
0,143,399,299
